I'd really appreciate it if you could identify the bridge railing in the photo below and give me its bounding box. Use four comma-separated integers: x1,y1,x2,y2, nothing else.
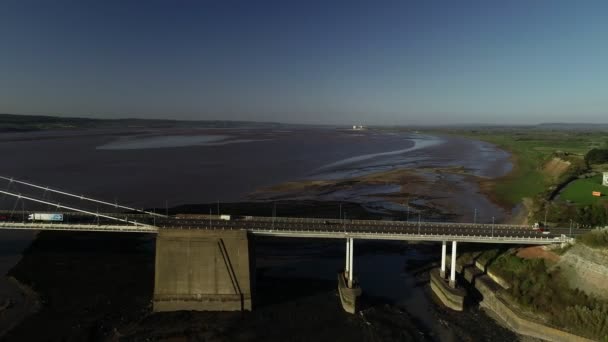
216,215,535,230
0,222,158,233
0,219,572,244
153,223,567,243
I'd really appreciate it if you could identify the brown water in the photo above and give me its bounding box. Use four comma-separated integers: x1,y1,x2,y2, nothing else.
0,127,420,208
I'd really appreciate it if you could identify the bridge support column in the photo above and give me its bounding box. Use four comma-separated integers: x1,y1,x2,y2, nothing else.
345,238,350,279
440,241,446,278
449,241,457,288
338,237,361,314
348,238,354,288
153,229,254,312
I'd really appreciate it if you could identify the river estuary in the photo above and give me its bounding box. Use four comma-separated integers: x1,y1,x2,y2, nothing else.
0,126,518,341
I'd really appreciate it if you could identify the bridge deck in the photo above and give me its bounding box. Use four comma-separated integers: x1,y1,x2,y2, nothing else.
0,215,573,244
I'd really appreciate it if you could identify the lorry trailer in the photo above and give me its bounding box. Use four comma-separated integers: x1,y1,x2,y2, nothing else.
28,213,64,222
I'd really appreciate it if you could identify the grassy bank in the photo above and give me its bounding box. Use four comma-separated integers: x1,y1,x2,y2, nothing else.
561,175,607,205
437,130,601,206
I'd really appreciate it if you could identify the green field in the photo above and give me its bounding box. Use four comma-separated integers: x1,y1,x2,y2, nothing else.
561,175,608,205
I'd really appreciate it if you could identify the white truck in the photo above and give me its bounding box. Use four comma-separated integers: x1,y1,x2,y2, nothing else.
28,213,64,222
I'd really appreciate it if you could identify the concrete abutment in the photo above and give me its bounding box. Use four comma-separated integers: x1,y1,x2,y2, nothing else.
153,229,254,312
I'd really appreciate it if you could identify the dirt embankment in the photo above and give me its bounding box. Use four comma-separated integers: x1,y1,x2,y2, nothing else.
542,158,571,181
516,246,560,264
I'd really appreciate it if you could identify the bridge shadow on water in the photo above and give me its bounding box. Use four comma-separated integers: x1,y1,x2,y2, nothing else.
254,269,337,309
0,228,518,341
2,231,156,341
2,230,432,342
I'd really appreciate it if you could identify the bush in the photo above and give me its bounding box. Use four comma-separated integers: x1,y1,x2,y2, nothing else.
579,229,608,248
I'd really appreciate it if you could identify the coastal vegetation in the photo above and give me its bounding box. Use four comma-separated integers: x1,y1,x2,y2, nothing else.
431,128,608,228
579,229,608,249
450,130,598,206
468,249,608,340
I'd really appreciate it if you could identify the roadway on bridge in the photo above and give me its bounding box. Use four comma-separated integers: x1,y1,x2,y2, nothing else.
0,213,586,244
155,216,581,243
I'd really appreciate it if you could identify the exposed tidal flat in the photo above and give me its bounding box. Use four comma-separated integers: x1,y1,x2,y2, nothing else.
0,126,518,340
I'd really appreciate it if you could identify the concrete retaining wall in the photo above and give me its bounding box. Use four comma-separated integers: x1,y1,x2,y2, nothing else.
429,269,465,311
473,259,510,289
153,229,254,312
449,254,593,341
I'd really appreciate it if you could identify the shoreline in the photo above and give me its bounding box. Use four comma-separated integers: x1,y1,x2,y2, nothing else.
468,141,529,224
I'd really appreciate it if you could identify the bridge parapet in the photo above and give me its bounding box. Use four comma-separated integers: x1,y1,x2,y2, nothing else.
0,222,158,233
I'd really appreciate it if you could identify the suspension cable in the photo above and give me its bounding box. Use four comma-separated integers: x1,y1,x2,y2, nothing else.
0,189,152,226
0,176,166,218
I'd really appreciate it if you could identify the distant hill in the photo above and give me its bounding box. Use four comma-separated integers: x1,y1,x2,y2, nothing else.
535,123,608,131
407,122,608,132
0,113,284,132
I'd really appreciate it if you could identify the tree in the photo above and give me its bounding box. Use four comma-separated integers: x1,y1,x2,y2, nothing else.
575,203,608,228
585,148,608,165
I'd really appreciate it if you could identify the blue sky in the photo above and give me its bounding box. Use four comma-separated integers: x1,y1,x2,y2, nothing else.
1,0,607,125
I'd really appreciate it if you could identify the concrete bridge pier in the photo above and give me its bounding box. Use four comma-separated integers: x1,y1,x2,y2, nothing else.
153,229,254,312
449,241,457,288
430,240,465,310
347,237,354,288
440,240,447,278
345,238,350,282
338,237,361,314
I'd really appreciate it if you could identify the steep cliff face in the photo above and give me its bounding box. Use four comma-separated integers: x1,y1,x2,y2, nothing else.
542,158,571,181
555,243,608,300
